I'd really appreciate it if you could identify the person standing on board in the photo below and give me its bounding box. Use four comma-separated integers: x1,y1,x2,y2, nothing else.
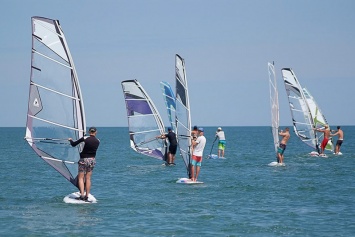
313,124,330,156
190,128,206,182
157,127,177,165
330,126,344,154
216,127,226,158
277,127,290,164
68,127,100,202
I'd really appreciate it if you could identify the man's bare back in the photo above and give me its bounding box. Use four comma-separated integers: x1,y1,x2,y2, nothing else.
280,128,290,145
332,129,343,140
317,125,330,138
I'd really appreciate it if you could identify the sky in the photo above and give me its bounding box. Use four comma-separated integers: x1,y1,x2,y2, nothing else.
1,0,355,127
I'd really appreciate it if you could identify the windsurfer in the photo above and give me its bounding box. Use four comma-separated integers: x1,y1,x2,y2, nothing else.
157,127,177,165
330,126,344,154
68,127,100,202
313,125,330,156
216,127,226,158
278,127,290,164
190,128,206,182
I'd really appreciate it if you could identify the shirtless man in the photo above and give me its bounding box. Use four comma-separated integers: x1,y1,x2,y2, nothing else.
314,125,330,156
277,127,290,164
330,126,344,154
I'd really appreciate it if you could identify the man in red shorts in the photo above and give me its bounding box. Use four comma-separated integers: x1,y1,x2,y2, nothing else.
190,128,206,182
314,125,330,156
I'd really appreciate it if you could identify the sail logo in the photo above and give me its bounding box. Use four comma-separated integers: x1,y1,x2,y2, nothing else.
33,98,40,107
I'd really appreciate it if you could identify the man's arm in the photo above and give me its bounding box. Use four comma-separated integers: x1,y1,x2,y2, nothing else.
330,131,339,137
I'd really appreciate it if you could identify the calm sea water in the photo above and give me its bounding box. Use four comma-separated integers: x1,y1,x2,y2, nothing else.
1,126,355,236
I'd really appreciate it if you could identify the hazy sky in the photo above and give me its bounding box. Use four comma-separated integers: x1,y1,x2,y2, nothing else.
1,0,354,127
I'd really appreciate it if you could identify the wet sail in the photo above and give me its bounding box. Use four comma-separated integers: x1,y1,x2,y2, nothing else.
25,17,86,188
268,62,279,155
160,81,176,132
175,54,191,177
121,79,167,160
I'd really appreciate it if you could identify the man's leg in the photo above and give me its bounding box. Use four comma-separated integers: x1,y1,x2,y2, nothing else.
85,171,92,197
77,172,85,197
195,166,201,181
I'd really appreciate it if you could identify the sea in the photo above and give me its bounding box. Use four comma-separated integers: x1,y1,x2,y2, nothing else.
1,126,355,237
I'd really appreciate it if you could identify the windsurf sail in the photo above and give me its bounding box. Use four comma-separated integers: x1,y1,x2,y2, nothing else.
282,68,332,152
160,81,176,132
268,62,279,155
25,17,86,188
303,87,334,151
121,79,167,160
175,54,191,177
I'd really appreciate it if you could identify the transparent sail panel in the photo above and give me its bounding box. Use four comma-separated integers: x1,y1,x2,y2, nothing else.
122,80,166,160
160,81,176,132
25,17,85,188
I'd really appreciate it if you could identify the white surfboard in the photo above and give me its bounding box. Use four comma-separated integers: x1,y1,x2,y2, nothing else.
208,154,226,159
63,192,97,204
268,161,286,167
176,177,204,184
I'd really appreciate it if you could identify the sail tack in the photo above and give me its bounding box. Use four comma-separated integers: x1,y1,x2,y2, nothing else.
25,17,86,188
121,79,167,160
175,54,192,176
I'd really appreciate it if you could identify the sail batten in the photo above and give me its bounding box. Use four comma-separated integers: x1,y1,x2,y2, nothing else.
33,50,73,69
31,82,80,100
28,115,84,132
25,16,86,189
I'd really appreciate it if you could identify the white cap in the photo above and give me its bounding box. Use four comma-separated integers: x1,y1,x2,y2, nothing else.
217,127,222,130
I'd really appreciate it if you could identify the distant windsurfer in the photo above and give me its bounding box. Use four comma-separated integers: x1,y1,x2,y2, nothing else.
330,126,344,154
278,127,290,164
190,128,206,182
157,127,177,165
68,127,100,202
313,125,330,156
216,127,226,158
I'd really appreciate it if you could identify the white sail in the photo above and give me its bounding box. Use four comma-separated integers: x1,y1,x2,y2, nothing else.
25,17,86,188
160,81,176,132
175,54,192,177
268,62,279,155
303,88,334,151
282,68,332,153
121,79,167,160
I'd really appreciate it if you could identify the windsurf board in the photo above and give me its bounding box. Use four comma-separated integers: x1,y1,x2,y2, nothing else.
176,177,204,184
268,161,286,167
63,192,97,204
208,154,226,159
